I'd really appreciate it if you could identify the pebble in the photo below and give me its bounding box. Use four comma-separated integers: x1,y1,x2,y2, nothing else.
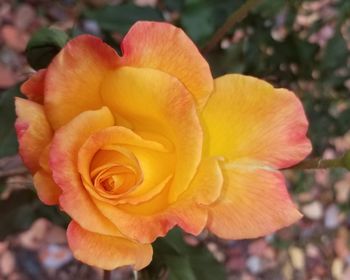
0,251,15,276
246,256,263,274
324,204,341,229
302,201,323,220
331,258,344,280
289,246,305,270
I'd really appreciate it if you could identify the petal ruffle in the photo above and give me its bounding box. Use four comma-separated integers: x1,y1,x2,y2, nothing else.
95,158,223,243
101,66,202,202
67,221,152,270
20,69,46,104
202,74,311,169
207,162,302,239
45,35,119,129
50,107,119,236
15,98,52,173
120,21,213,108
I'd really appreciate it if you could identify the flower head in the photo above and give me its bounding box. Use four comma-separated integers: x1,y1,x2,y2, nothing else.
16,21,311,270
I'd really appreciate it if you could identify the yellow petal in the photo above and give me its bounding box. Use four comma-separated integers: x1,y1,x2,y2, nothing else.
101,66,202,202
202,74,311,168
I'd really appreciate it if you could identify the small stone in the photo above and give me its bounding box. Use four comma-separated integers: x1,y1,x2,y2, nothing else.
324,204,342,229
289,246,305,270
302,201,323,220
306,244,320,258
332,258,344,280
1,25,29,52
335,179,350,203
0,63,16,88
246,256,263,274
0,251,15,276
39,244,73,270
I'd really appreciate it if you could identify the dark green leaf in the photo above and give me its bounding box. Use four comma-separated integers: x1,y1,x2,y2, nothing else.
0,189,69,240
0,85,23,157
0,189,37,240
83,4,164,35
180,0,245,45
142,228,226,280
26,28,69,70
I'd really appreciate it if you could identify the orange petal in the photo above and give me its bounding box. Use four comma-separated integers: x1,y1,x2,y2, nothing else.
33,169,61,205
45,35,119,129
94,158,223,243
20,69,46,104
101,66,202,202
207,162,302,239
202,74,312,169
67,221,153,270
120,21,213,108
50,107,119,236
15,98,52,173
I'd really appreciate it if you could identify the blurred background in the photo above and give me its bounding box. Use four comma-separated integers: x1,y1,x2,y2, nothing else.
1,0,350,279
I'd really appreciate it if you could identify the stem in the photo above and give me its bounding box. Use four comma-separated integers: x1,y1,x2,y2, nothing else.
287,158,345,170
202,0,262,53
103,270,111,280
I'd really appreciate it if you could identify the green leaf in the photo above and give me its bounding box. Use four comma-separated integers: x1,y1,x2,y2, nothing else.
0,85,23,157
180,0,245,45
83,4,164,35
141,228,226,280
26,28,69,70
0,189,37,240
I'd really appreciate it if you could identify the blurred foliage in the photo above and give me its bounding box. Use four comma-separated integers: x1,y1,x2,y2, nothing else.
0,189,69,240
0,85,22,157
1,0,350,277
141,228,226,280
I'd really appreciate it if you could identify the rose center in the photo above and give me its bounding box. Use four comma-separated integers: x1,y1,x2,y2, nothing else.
89,147,143,199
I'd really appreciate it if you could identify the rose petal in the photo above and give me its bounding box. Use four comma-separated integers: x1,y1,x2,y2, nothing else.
78,126,173,205
50,107,119,236
45,35,119,129
20,69,46,104
202,74,311,169
207,162,302,239
15,98,52,173
95,158,223,243
33,169,61,205
67,221,152,270
120,21,213,108
101,66,202,202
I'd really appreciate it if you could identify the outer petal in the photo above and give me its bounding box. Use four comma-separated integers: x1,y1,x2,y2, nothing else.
101,66,202,202
15,98,52,173
207,162,302,239
67,221,152,270
120,21,213,108
50,107,119,236
202,74,311,169
20,69,46,104
33,170,61,205
95,158,223,243
45,35,119,129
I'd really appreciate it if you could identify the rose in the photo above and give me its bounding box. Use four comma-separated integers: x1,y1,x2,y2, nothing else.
15,21,311,270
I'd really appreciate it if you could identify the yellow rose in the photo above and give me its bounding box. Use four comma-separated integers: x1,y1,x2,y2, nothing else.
15,21,311,270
